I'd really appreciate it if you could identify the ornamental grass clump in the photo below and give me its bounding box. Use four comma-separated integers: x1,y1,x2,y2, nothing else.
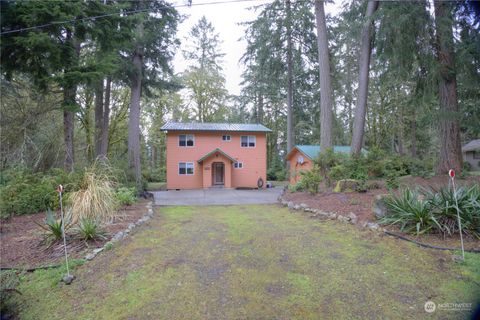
67,166,119,224
380,188,441,235
75,218,107,241
380,184,480,238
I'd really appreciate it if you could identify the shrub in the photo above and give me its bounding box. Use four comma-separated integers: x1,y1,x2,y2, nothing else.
298,166,323,194
115,187,137,206
75,218,107,241
67,164,119,224
1,270,21,316
385,173,400,190
0,167,81,218
143,167,166,182
329,165,348,182
380,188,441,235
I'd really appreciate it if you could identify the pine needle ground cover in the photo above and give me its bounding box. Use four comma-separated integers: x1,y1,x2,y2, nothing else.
17,205,479,319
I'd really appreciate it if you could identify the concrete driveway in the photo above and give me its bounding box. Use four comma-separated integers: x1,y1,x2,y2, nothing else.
152,187,283,206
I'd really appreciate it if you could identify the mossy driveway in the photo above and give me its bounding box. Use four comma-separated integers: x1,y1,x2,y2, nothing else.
18,205,479,319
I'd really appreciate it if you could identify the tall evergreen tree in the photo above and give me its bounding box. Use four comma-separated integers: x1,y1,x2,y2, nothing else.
433,0,462,173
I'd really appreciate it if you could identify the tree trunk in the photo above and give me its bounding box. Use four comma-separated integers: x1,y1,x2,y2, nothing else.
100,76,111,157
257,93,264,123
128,22,144,187
62,30,80,172
315,0,333,152
351,0,379,156
94,79,104,159
410,107,417,157
434,1,462,174
286,0,295,156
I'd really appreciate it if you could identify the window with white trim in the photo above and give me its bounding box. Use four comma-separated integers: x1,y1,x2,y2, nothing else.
241,135,256,147
234,162,243,169
178,162,194,175
179,134,194,147
222,135,231,141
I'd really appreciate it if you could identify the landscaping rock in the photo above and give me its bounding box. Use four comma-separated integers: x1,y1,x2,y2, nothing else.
337,215,349,223
93,248,103,255
333,179,359,193
300,203,308,209
287,201,294,209
293,204,301,210
373,194,391,219
62,274,75,285
85,253,95,261
366,222,380,230
112,231,124,242
347,212,358,224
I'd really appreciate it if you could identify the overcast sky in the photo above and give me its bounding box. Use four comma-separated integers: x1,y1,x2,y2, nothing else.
173,0,342,95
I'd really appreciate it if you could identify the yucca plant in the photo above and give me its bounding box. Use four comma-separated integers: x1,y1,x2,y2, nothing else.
35,209,71,245
67,163,119,224
75,218,107,241
424,185,480,238
379,188,442,235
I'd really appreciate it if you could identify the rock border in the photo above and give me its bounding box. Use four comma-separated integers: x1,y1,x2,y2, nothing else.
84,201,154,261
278,195,382,232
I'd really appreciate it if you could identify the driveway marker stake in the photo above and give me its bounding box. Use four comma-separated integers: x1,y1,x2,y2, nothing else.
449,169,465,261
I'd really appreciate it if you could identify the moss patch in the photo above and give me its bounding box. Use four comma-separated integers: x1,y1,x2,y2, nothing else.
16,205,479,319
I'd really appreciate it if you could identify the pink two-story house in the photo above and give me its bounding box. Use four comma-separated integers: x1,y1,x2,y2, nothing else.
160,122,271,190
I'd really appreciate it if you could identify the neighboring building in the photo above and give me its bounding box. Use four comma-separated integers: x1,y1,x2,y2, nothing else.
160,122,271,189
462,139,480,171
286,145,363,184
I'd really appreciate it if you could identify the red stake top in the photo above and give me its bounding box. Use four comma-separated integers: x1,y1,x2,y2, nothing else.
57,185,64,193
449,169,455,178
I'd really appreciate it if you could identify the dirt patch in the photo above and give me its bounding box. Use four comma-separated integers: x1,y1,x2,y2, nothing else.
283,188,385,222
0,199,150,269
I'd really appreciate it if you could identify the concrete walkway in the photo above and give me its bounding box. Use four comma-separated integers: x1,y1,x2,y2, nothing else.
152,187,283,206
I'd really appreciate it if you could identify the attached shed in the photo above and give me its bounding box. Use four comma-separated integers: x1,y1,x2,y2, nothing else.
462,139,480,171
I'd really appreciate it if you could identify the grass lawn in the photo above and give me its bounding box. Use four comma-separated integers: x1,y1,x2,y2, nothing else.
16,205,479,319
146,182,166,191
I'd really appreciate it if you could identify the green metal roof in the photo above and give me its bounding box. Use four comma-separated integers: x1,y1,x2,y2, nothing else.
197,148,236,163
288,145,366,160
161,122,272,132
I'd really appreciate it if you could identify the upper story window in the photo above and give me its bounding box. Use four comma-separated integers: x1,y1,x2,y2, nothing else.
179,134,194,147
222,135,231,141
241,135,256,148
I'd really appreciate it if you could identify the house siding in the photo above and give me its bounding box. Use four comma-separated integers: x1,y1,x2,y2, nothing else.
166,131,267,189
463,151,480,171
288,149,314,185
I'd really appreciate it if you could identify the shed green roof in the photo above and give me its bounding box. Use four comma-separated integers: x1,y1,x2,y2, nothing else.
287,145,366,160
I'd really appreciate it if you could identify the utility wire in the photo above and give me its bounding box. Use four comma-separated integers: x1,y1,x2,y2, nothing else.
0,0,271,36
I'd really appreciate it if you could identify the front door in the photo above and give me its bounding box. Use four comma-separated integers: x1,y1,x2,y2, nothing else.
212,162,224,186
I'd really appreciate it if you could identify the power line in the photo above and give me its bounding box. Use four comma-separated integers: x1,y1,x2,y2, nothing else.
0,0,271,36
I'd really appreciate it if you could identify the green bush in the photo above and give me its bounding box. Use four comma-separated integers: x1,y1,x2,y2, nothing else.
142,167,166,182
0,167,82,218
75,218,107,241
380,185,480,237
298,166,323,194
115,187,137,206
